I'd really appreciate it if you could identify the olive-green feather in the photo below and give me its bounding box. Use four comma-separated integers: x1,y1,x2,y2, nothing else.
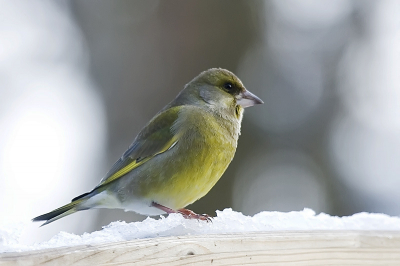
32,68,264,226
96,107,181,188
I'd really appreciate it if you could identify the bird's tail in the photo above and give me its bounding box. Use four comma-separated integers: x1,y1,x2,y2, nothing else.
32,196,89,226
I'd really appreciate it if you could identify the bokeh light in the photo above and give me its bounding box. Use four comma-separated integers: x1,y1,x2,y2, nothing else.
1,0,399,245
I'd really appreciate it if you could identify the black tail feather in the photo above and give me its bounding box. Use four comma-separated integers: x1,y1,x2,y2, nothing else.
32,198,86,226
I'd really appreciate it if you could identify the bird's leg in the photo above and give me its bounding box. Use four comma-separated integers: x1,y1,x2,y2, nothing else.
151,202,211,222
151,202,177,214
177,208,212,222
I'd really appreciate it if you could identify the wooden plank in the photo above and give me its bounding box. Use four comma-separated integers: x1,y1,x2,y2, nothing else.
1,231,400,265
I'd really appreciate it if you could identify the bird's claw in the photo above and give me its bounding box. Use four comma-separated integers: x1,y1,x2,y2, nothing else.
178,208,213,222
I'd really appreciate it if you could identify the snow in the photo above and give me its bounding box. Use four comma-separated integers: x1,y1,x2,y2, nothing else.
1,208,400,253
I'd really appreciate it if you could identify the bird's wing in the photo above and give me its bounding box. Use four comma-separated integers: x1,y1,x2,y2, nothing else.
96,106,181,188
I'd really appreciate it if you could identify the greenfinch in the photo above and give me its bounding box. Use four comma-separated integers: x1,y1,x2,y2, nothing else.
33,68,263,225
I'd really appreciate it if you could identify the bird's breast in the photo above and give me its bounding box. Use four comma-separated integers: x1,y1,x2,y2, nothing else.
144,107,239,209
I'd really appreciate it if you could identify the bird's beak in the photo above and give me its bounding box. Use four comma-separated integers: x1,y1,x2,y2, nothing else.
236,90,264,108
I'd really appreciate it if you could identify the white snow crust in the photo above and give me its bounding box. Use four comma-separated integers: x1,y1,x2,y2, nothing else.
1,208,400,253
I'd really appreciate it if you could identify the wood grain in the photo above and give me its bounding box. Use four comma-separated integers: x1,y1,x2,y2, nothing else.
1,231,400,265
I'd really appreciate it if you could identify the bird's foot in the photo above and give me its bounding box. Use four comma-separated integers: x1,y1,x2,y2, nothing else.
178,208,212,222
151,202,212,222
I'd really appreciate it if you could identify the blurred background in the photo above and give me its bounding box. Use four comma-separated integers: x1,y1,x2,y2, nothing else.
1,0,399,244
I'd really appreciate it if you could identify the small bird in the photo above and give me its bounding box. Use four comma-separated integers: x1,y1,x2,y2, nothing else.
33,68,263,226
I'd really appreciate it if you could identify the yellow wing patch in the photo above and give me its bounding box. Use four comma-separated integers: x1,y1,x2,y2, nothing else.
103,158,150,186
96,106,182,189
98,139,178,188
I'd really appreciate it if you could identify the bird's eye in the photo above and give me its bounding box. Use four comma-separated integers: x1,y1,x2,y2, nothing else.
224,82,233,91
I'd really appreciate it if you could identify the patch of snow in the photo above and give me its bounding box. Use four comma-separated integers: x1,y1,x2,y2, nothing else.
1,208,400,253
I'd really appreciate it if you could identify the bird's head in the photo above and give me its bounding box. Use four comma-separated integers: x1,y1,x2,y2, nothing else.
187,68,263,112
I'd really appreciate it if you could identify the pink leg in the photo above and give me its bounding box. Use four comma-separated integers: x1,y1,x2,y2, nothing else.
151,202,212,222
151,202,177,214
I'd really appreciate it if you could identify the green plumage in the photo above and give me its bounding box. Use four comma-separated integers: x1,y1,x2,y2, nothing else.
33,68,263,225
